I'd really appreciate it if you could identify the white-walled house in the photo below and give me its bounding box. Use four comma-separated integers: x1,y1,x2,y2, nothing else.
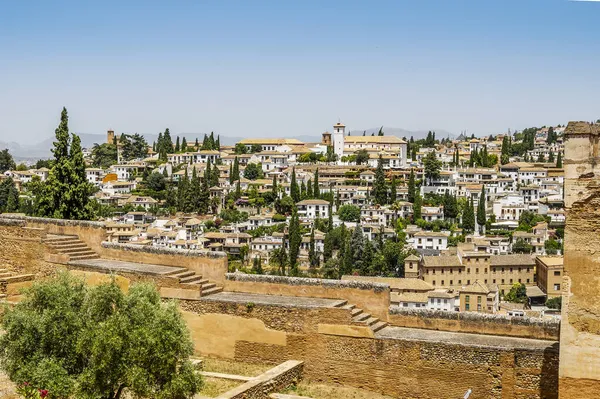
426,289,457,312
296,199,330,219
413,231,449,251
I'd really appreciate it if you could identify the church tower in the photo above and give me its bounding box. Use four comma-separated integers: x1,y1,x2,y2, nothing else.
332,122,345,159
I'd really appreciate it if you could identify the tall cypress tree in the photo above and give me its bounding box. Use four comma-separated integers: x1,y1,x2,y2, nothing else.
163,128,173,154
407,169,416,204
272,174,278,197
199,164,210,214
178,168,189,211
232,157,240,182
413,194,422,220
556,152,563,168
313,168,319,198
288,207,301,275
390,176,397,204
476,185,486,233
175,136,180,152
373,155,387,205
463,197,476,233
290,167,300,202
66,134,93,220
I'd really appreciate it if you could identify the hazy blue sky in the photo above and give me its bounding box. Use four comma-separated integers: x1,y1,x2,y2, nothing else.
1,0,599,142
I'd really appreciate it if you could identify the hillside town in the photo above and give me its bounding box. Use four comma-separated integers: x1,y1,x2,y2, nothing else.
0,118,566,316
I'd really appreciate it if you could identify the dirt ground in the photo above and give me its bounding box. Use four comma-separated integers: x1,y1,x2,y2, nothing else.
285,381,396,399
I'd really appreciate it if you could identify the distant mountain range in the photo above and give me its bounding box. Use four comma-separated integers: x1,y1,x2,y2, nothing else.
1,127,455,161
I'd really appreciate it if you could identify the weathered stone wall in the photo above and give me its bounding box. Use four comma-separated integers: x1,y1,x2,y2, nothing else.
179,299,558,399
217,360,303,399
0,223,57,278
388,308,560,340
559,122,600,397
100,242,228,284
224,273,390,320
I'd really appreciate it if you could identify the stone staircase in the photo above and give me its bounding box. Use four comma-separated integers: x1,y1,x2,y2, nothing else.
335,301,388,333
44,234,100,261
165,269,223,296
0,267,35,299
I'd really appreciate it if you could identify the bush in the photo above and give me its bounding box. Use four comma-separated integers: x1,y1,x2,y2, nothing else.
546,296,562,310
337,204,361,222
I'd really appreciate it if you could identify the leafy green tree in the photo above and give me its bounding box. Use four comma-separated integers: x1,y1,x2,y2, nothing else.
424,151,442,185
462,197,475,233
546,296,562,310
355,149,369,165
443,191,458,220
252,256,264,274
372,155,388,205
407,169,416,204
337,204,360,222
512,238,533,254
545,237,561,255
146,172,166,192
0,149,16,173
0,273,202,399
66,134,94,220
91,143,118,168
546,126,557,145
243,163,263,180
504,282,527,303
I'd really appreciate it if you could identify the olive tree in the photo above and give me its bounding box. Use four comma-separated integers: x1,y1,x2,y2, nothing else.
0,273,202,399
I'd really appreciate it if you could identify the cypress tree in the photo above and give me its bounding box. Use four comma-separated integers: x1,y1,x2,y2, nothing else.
309,227,318,268
390,176,397,204
66,134,93,220
477,185,486,233
188,167,200,212
181,137,188,152
300,181,307,200
408,169,416,204
548,150,555,163
313,168,319,198
290,167,300,202
463,197,476,233
413,194,422,220
288,207,301,275
232,157,240,182
556,152,563,168
178,169,189,211
323,230,333,260
152,141,156,153
328,203,333,232
210,161,220,187
229,164,234,184
272,174,278,197
216,135,220,150
175,136,180,152
235,180,242,199
351,225,365,272
163,128,173,154
306,179,313,200
361,240,373,275
373,155,387,205
195,138,199,149
341,234,353,275
209,132,215,150
199,164,210,214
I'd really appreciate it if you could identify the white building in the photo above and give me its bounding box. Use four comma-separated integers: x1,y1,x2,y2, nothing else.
413,231,449,251
296,199,330,219
426,289,457,312
332,122,345,160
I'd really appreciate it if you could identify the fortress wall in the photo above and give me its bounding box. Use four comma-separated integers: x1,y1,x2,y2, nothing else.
224,273,390,320
100,242,228,284
559,123,600,397
180,298,559,399
388,308,560,341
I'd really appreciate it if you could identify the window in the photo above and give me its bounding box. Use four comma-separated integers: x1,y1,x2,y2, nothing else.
441,280,445,286
465,304,470,311
502,279,505,284
493,279,496,283
458,280,462,284
476,268,479,274
484,279,488,284
527,279,530,283
510,279,513,284
467,280,471,285
450,280,453,285
554,284,561,291
477,296,482,304
433,281,436,286
484,268,488,274
554,271,561,276
465,295,470,302
403,303,408,307
437,299,441,304
467,268,470,273
477,304,482,311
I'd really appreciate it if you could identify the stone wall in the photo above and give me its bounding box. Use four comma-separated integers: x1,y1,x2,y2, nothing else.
178,297,558,399
388,308,560,340
100,242,228,284
559,122,600,397
224,273,390,320
217,360,303,399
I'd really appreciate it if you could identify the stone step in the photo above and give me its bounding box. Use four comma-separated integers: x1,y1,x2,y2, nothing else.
365,317,379,326
180,275,204,284
270,394,314,399
201,286,223,296
50,243,88,250
63,251,97,258
341,303,356,310
0,274,34,283
70,254,100,261
201,282,216,290
353,312,370,322
45,238,81,244
173,270,195,279
0,272,13,279
371,321,388,332
163,268,189,276
351,308,363,317
199,371,253,382
332,300,348,307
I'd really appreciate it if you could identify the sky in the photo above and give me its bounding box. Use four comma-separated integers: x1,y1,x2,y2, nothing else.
1,0,599,143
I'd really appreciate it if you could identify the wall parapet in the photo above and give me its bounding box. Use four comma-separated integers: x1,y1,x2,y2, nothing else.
226,273,389,292
102,241,227,259
0,217,26,227
0,214,105,229
388,307,560,340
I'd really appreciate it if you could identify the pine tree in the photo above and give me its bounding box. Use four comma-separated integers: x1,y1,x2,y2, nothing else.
407,169,416,203
373,155,387,205
194,138,199,149
556,152,563,168
477,185,486,233
313,168,319,198
175,136,180,152
463,197,476,233
163,128,173,154
390,176,397,204
290,167,300,202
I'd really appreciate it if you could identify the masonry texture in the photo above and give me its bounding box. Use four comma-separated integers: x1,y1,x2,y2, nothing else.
559,122,600,397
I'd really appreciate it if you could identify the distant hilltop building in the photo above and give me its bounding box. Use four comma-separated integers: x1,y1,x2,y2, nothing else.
332,122,345,160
